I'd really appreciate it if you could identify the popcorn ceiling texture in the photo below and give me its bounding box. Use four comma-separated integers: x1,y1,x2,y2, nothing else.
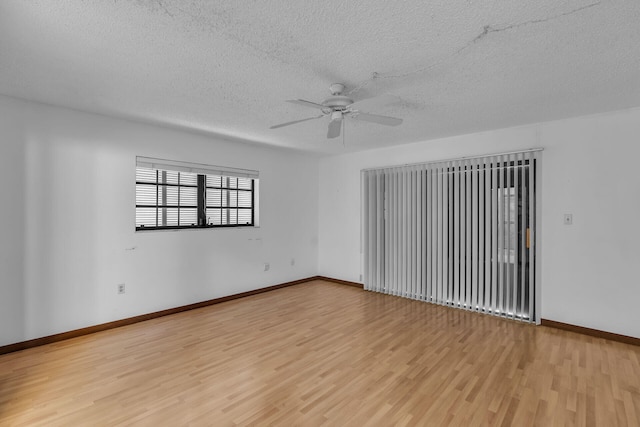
1,0,639,154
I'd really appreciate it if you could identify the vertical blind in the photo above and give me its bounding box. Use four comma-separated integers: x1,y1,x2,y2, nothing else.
362,150,540,323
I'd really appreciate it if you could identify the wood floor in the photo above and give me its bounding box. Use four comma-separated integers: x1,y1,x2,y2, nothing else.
1,280,639,426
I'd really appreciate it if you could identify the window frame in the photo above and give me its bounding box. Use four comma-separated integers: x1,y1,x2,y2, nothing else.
135,157,258,231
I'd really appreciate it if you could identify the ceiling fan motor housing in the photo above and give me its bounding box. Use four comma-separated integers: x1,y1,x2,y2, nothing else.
329,83,345,95
322,95,354,111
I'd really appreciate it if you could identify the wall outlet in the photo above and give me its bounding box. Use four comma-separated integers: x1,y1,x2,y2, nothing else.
563,214,573,225
264,263,270,272
117,283,126,294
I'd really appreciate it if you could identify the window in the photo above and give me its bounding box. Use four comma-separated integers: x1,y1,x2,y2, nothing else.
135,157,258,230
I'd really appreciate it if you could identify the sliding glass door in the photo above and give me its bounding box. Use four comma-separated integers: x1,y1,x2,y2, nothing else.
362,150,539,323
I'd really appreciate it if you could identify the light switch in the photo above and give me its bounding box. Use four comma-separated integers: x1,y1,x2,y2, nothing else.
563,214,573,225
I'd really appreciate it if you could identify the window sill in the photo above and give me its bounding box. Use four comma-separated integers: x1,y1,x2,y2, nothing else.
135,224,257,232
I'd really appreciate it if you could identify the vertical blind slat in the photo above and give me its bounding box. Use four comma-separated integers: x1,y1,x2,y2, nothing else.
447,161,460,308
460,160,466,307
465,159,472,309
498,154,504,315
366,172,372,290
465,160,478,310
505,154,516,318
518,154,528,318
392,170,397,294
418,167,423,298
513,153,519,318
430,167,436,302
411,168,417,298
376,171,383,291
425,168,430,301
491,157,498,314
437,165,443,304
478,159,485,311
443,163,450,305
363,173,369,289
401,169,407,296
528,154,536,321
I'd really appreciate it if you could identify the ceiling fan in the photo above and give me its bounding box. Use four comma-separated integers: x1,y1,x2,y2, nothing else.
270,83,403,139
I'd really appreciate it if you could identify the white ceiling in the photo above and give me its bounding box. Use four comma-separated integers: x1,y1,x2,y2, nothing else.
1,1,639,155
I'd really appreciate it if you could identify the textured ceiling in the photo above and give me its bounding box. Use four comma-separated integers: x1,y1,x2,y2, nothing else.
1,1,639,155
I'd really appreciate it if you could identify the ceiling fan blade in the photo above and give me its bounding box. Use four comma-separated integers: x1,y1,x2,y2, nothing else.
286,99,326,110
352,112,403,126
327,118,342,139
349,94,399,113
270,115,323,129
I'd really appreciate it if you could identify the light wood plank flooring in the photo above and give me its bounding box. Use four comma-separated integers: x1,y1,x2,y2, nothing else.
1,280,639,426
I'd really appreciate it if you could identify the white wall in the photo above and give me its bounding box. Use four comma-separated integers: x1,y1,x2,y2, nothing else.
3,93,639,346
319,108,640,339
0,95,319,346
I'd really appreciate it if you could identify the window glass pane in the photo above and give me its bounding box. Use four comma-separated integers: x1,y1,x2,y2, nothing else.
238,177,251,190
179,208,198,226
136,167,157,183
165,186,179,206
136,184,157,206
164,208,178,226
206,188,222,207
238,191,252,208
218,208,229,225
221,190,228,207
206,208,222,225
180,186,198,206
229,191,238,207
164,170,179,185
228,177,238,189
207,175,222,187
180,172,198,186
238,209,252,225
136,207,157,227
229,209,237,225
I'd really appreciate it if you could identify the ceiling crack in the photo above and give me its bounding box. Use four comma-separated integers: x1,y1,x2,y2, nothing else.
141,1,305,71
149,0,175,18
347,1,602,96
461,1,602,52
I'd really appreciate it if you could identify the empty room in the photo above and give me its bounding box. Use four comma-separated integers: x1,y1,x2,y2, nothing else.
1,1,640,425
